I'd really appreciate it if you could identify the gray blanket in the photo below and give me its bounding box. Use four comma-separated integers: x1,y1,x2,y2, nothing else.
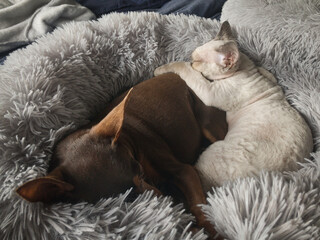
0,0,95,54
0,0,319,239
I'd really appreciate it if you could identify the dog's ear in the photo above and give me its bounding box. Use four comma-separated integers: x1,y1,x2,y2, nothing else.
16,167,74,203
91,88,133,144
215,21,235,40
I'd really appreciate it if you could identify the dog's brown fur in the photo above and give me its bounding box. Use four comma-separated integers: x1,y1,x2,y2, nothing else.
16,73,227,238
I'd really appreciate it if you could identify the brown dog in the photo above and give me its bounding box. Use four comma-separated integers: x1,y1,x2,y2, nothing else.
16,73,227,238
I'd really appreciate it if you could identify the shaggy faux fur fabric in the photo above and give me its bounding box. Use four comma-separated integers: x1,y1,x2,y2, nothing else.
0,0,319,239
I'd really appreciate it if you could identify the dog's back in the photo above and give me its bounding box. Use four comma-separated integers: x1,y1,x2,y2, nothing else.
119,73,226,165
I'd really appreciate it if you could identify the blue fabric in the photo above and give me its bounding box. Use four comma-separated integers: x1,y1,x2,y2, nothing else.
0,0,226,65
0,44,30,65
76,0,225,18
75,0,171,17
159,0,225,19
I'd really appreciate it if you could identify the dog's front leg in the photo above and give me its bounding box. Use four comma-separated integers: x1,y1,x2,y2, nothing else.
150,150,223,239
133,175,162,196
172,164,223,240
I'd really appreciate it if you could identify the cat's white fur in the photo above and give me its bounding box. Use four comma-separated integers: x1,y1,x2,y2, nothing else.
154,22,313,191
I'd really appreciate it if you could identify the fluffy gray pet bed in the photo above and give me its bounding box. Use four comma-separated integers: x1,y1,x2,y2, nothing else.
0,0,319,239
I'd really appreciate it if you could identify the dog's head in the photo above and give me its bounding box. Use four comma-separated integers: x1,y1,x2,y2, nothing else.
191,21,240,80
16,89,145,203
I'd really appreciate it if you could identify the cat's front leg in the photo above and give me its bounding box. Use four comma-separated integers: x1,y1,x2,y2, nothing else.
155,62,207,86
154,61,193,77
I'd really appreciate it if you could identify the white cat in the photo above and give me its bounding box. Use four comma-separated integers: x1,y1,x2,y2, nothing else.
154,21,313,191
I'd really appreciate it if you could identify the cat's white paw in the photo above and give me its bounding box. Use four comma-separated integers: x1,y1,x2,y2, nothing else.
154,62,190,76
154,65,168,76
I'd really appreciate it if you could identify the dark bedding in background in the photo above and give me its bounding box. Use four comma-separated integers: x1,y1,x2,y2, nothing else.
75,0,225,19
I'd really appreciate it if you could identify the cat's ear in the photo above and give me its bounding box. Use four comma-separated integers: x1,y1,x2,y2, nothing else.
90,88,133,145
16,167,74,203
215,21,235,40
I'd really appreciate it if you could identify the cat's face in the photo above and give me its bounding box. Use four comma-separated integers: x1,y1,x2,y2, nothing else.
191,21,240,80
